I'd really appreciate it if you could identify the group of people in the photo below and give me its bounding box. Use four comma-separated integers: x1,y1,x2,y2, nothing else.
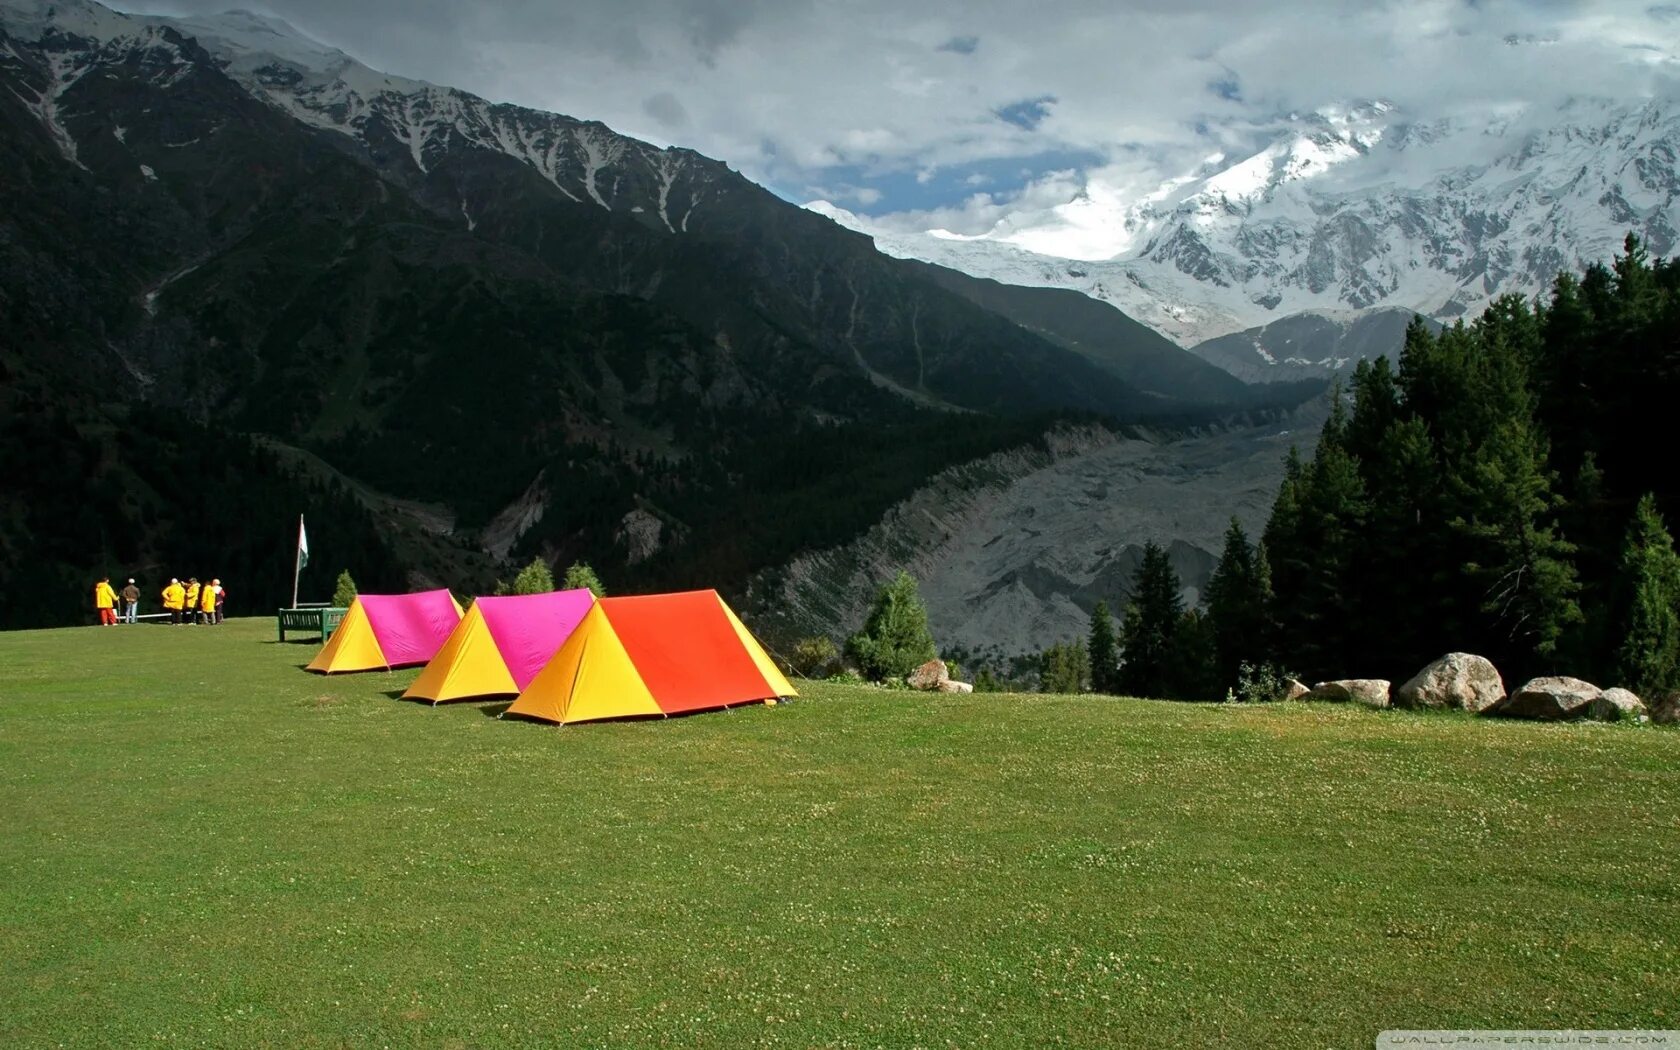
93,576,227,626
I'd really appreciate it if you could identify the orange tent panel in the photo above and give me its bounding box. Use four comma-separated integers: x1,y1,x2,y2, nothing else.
504,590,796,725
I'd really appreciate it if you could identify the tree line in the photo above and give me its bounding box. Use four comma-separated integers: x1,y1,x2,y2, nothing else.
1046,236,1680,701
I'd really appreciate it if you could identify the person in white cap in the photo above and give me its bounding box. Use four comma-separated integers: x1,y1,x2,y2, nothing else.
120,578,140,624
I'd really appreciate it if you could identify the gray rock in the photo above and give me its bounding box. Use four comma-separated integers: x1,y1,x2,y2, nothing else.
907,659,949,691
1501,676,1602,720
616,509,665,566
1284,678,1310,702
1591,687,1647,722
1650,692,1680,725
1395,653,1506,712
937,679,974,694
1304,679,1391,708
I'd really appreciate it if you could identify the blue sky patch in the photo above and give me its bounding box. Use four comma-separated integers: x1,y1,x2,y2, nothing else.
994,95,1057,130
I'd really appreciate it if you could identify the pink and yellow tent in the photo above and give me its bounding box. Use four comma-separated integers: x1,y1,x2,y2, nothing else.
306,589,464,674
401,589,597,704
503,590,796,725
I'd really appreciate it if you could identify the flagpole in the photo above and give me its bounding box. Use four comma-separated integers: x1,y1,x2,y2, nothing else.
291,514,303,609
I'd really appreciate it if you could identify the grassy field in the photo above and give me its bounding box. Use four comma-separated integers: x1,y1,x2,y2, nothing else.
1,619,1676,1048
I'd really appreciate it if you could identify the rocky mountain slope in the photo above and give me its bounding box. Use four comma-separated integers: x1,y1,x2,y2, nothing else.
812,96,1680,378
749,404,1325,660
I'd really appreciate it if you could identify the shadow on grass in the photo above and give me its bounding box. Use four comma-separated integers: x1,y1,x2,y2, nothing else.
479,701,515,718
266,638,326,646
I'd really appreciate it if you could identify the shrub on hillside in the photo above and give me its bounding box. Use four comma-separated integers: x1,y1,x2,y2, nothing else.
845,570,938,682
1039,640,1091,694
511,557,555,595
1231,661,1300,703
562,561,606,598
332,570,357,609
790,636,840,677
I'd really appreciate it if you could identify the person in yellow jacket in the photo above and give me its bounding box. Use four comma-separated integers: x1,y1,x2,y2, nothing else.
199,578,218,625
162,578,186,626
184,579,202,625
93,577,118,626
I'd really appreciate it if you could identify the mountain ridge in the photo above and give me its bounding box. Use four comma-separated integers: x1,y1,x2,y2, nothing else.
809,94,1680,376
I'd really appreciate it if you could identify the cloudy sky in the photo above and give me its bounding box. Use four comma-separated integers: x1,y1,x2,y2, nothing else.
122,0,1679,246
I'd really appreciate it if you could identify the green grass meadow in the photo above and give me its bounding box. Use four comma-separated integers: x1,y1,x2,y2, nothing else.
1,619,1676,1047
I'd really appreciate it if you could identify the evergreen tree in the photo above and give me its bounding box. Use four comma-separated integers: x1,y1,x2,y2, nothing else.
1449,415,1580,668
511,557,555,595
1282,407,1370,681
561,561,606,597
1167,608,1221,702
1118,542,1184,699
1088,601,1120,694
1206,517,1270,689
1261,446,1306,659
1039,640,1091,694
846,570,938,681
1613,493,1680,696
332,570,357,609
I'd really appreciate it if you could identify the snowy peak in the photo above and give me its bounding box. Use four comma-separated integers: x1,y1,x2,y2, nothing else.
834,95,1680,352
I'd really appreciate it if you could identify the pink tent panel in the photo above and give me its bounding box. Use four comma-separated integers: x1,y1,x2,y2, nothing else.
475,588,597,690
359,589,462,668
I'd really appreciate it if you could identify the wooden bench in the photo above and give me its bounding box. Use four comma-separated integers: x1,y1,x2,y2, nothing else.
277,606,348,642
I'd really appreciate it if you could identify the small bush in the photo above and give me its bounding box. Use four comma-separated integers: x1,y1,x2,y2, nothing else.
332,571,357,609
845,570,937,682
790,636,840,677
511,557,555,595
1231,661,1300,704
825,669,864,686
562,562,606,598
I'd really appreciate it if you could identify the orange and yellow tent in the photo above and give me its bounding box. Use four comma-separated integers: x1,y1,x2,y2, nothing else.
503,589,796,725
306,589,464,674
402,589,596,704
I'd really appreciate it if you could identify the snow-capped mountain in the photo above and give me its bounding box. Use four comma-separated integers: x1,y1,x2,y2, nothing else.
812,97,1680,360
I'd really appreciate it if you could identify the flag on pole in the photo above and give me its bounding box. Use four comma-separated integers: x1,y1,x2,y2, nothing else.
297,517,310,569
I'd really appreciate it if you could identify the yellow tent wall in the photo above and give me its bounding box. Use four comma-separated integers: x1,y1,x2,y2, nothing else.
305,600,387,674
503,604,663,725
401,603,517,703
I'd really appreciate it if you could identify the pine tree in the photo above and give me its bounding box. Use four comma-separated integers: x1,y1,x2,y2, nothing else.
1118,542,1184,699
332,570,357,608
511,557,555,595
1613,493,1680,696
1168,608,1221,702
1039,640,1091,694
1261,447,1306,659
1282,414,1370,681
846,570,938,681
1450,415,1581,668
1206,517,1270,689
1088,601,1119,694
561,561,605,597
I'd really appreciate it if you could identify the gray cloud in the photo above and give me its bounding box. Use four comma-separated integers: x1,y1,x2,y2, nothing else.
116,0,1680,225
642,90,689,128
